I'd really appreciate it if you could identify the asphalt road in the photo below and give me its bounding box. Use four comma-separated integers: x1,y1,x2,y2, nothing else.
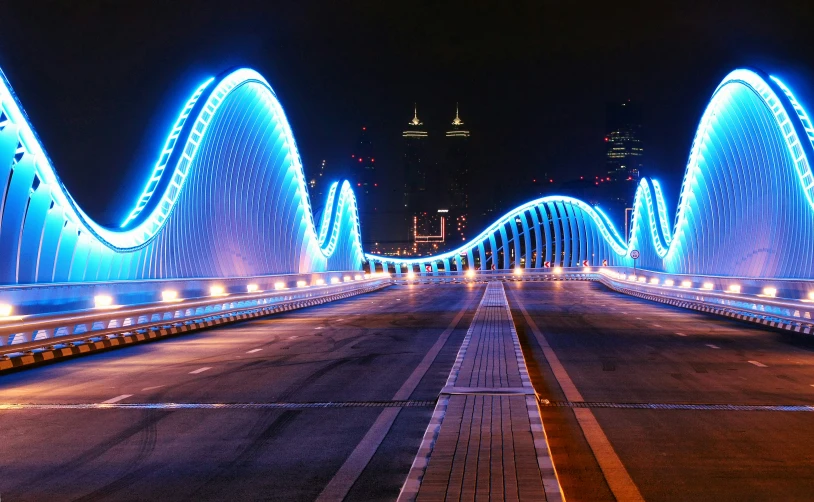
0,283,484,502
507,280,814,501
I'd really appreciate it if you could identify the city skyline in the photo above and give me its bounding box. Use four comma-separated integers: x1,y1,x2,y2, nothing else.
2,1,812,239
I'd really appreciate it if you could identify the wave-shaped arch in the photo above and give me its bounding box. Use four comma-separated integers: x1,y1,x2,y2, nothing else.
368,68,814,279
0,66,363,284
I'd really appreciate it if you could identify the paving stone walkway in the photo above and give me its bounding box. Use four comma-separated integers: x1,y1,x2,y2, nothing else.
399,282,562,501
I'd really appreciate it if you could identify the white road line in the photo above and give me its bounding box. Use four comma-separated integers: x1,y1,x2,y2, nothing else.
315,327,324,330
748,360,768,368
189,367,212,374
675,332,687,336
653,324,663,328
141,385,165,392
288,335,299,339
636,317,643,320
706,344,720,349
102,394,133,404
246,348,263,354
318,293,478,502
510,289,644,502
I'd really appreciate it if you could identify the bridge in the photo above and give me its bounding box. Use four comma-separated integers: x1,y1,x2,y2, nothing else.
2,65,814,501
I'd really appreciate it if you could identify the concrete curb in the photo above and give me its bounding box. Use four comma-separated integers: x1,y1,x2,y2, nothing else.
0,283,388,374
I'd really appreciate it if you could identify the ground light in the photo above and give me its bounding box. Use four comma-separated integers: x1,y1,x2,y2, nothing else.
465,269,475,278
0,304,12,317
162,290,179,302
94,295,114,308
762,287,777,298
297,280,307,288
247,284,259,293
513,267,523,276
702,282,714,290
407,271,416,279
210,285,226,296
274,282,286,290
728,284,741,294
316,279,325,286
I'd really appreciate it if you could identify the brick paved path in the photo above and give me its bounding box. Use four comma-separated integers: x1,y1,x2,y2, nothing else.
400,282,561,501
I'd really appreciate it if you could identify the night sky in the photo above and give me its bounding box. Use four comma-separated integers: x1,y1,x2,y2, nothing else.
1,0,813,234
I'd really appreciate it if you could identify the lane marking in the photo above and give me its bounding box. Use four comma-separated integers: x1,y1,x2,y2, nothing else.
315,327,324,330
653,324,662,328
189,367,212,374
0,400,436,410
101,394,133,404
509,288,645,502
288,336,299,339
636,317,643,320
675,332,687,336
318,290,480,502
246,348,263,354
748,360,768,367
141,385,165,392
706,344,720,349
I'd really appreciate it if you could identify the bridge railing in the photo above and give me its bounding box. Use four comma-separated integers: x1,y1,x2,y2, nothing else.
0,274,390,354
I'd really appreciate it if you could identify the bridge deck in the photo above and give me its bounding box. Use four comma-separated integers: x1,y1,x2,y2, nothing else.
401,282,561,501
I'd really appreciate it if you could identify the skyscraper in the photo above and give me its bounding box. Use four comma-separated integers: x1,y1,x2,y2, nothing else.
351,127,378,245
605,100,643,179
403,105,428,241
446,104,470,242
352,126,376,195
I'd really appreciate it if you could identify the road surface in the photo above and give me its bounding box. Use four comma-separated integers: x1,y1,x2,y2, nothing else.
507,280,814,501
0,283,483,501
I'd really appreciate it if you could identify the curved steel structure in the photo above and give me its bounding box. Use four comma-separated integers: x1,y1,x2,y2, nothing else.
0,67,363,285
369,68,814,279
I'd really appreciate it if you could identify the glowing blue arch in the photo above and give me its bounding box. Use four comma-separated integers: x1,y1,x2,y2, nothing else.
0,66,363,284
369,68,814,280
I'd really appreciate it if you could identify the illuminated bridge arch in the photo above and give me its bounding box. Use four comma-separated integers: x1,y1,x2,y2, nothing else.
0,67,363,284
369,196,628,276
369,68,814,280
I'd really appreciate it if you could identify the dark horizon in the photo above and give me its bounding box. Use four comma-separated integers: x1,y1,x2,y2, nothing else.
1,0,812,236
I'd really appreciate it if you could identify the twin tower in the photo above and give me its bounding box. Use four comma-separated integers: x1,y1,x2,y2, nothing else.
402,105,471,254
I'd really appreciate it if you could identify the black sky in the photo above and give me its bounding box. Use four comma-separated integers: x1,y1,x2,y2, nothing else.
0,0,813,232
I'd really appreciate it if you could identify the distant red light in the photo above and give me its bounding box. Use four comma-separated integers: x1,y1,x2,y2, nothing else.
374,183,378,187
359,158,363,162
351,154,355,158
604,137,609,142
362,127,366,131
357,183,361,186
371,158,375,162
549,179,553,183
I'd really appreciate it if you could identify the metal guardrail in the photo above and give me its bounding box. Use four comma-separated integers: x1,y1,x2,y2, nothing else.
0,278,390,355
597,272,814,330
